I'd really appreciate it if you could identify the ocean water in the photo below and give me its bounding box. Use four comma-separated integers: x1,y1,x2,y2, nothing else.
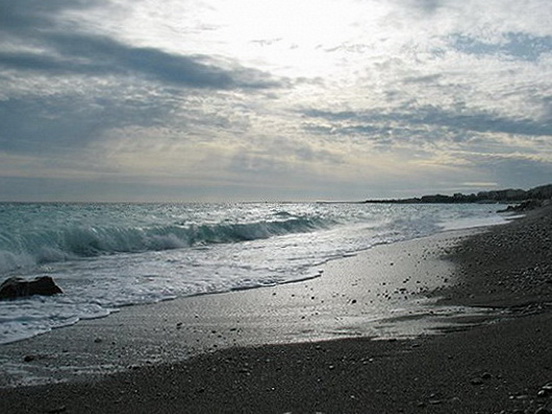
0,202,509,344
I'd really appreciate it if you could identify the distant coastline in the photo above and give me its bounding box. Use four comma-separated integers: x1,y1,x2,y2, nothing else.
365,183,552,212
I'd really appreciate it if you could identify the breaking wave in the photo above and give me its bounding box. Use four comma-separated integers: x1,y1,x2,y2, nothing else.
0,215,333,273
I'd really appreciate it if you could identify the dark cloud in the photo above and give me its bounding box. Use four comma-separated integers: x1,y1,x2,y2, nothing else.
302,106,552,140
0,0,94,32
414,107,552,137
0,0,281,159
0,94,170,154
402,0,445,14
0,34,279,90
0,1,279,90
449,32,552,61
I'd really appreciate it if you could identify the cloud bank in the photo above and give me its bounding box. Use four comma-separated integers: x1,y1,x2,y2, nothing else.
0,0,550,201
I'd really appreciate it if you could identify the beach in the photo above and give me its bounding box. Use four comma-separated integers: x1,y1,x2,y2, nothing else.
1,205,551,413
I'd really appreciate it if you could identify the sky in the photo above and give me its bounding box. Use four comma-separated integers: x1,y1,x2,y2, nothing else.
0,0,551,202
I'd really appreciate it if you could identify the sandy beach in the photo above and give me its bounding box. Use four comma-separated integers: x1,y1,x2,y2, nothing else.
1,205,551,413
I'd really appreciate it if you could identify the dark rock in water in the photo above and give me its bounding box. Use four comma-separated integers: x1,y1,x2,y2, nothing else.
0,276,63,300
498,199,546,213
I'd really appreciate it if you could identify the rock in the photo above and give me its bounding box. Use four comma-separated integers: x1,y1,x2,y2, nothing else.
23,354,35,362
0,276,63,300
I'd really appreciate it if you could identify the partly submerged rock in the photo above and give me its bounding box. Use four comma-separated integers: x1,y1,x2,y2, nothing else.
0,276,63,300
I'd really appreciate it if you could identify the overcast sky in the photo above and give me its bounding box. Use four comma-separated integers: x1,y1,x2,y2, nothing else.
1,0,551,201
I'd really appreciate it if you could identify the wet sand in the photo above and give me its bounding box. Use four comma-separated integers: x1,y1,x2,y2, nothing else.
1,206,551,413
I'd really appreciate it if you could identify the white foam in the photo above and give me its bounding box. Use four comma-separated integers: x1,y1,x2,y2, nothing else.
440,214,509,231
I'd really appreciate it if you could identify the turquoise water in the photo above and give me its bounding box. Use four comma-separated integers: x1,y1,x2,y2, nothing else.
0,202,507,344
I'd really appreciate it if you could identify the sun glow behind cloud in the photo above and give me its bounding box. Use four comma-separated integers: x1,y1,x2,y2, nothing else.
0,0,551,201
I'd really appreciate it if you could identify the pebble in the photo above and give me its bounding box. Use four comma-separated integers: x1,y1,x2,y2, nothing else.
470,378,484,385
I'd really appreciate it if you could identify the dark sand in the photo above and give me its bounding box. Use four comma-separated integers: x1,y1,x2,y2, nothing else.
1,206,551,413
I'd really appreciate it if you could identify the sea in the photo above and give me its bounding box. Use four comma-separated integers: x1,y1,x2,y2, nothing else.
0,202,510,345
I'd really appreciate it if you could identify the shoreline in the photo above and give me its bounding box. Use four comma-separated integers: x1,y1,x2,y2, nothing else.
1,227,487,387
1,206,551,413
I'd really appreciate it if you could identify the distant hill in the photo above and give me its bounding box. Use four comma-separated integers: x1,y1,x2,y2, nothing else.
365,184,552,210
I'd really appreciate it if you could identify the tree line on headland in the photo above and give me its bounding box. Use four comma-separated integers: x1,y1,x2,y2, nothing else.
365,184,552,211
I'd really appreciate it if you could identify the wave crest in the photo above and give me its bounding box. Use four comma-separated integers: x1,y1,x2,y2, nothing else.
0,215,331,273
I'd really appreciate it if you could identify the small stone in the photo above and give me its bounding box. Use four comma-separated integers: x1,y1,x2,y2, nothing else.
535,408,551,414
470,378,483,385
481,372,492,380
94,337,102,343
23,355,35,362
351,299,357,304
